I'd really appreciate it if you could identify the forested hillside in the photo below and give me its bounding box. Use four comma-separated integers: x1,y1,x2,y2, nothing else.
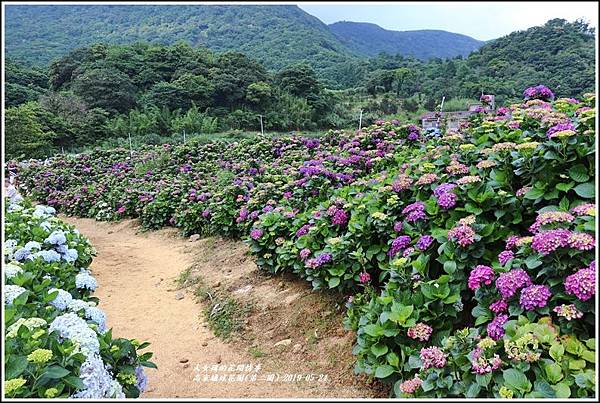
362,19,595,104
329,21,484,59
4,18,595,159
6,4,482,86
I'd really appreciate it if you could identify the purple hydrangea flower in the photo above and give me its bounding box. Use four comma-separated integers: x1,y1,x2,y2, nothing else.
437,192,457,209
388,236,411,256
531,229,571,255
523,85,555,101
416,235,434,251
420,347,447,369
565,266,595,301
468,265,495,290
487,314,508,341
250,228,263,240
489,299,508,313
498,250,514,266
433,183,456,198
496,269,532,299
295,224,311,238
519,285,551,311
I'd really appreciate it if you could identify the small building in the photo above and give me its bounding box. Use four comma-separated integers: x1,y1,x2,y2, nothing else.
420,95,495,130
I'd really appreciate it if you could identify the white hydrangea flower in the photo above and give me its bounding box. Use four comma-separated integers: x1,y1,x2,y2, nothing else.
4,262,24,279
6,317,47,338
5,284,27,305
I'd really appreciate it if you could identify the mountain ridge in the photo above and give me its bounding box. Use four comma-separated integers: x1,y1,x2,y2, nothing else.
329,21,485,59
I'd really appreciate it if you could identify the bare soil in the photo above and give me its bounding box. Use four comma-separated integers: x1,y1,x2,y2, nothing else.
62,216,388,398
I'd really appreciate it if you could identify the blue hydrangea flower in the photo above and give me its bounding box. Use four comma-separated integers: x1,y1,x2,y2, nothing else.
24,241,42,251
135,365,149,392
56,244,69,254
44,230,67,245
40,221,53,232
48,288,73,311
70,354,113,398
85,306,107,333
34,249,62,263
107,379,125,398
76,271,97,291
13,248,32,261
63,248,79,263
5,285,27,305
49,313,99,356
33,205,56,218
68,299,91,313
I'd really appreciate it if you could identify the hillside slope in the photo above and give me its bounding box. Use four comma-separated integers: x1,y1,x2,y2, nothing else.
4,4,356,82
329,21,485,59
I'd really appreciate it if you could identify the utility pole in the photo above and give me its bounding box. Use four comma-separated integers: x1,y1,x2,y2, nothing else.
358,109,363,131
259,114,264,135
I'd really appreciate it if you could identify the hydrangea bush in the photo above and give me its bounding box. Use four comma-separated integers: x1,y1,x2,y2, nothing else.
12,88,596,398
3,198,155,398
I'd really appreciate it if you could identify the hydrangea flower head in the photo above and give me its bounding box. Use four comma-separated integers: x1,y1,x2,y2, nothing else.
468,265,495,290
519,285,551,311
496,269,532,299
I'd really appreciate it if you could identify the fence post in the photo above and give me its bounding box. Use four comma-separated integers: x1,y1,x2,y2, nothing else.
128,132,133,158
259,114,264,135
358,109,363,131
183,129,186,144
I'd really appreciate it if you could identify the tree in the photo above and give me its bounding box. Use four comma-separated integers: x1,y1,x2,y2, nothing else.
246,81,272,106
276,63,321,98
5,102,56,159
71,67,137,113
393,67,411,96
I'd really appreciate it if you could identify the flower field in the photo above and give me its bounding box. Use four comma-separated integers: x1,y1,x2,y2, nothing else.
11,87,597,398
3,199,154,398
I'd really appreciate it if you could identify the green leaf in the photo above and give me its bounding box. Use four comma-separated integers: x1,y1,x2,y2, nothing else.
371,343,388,358
140,361,158,369
574,182,595,199
397,305,414,323
6,356,29,379
374,365,395,379
581,350,595,363
556,182,575,192
549,344,564,361
532,381,556,398
327,277,340,288
386,351,399,367
363,324,384,337
568,359,586,370
524,188,545,200
544,363,563,384
524,254,542,269
443,261,456,274
63,375,86,389
466,383,481,398
503,368,532,392
585,338,595,350
43,365,71,379
568,164,589,182
551,382,571,398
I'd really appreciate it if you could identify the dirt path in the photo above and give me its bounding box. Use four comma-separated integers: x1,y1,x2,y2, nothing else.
62,216,386,398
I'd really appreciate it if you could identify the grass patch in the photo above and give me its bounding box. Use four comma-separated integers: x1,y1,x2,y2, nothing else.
189,275,253,341
249,346,266,358
204,296,252,340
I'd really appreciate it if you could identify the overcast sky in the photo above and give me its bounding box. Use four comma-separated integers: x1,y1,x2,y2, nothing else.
298,2,598,41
